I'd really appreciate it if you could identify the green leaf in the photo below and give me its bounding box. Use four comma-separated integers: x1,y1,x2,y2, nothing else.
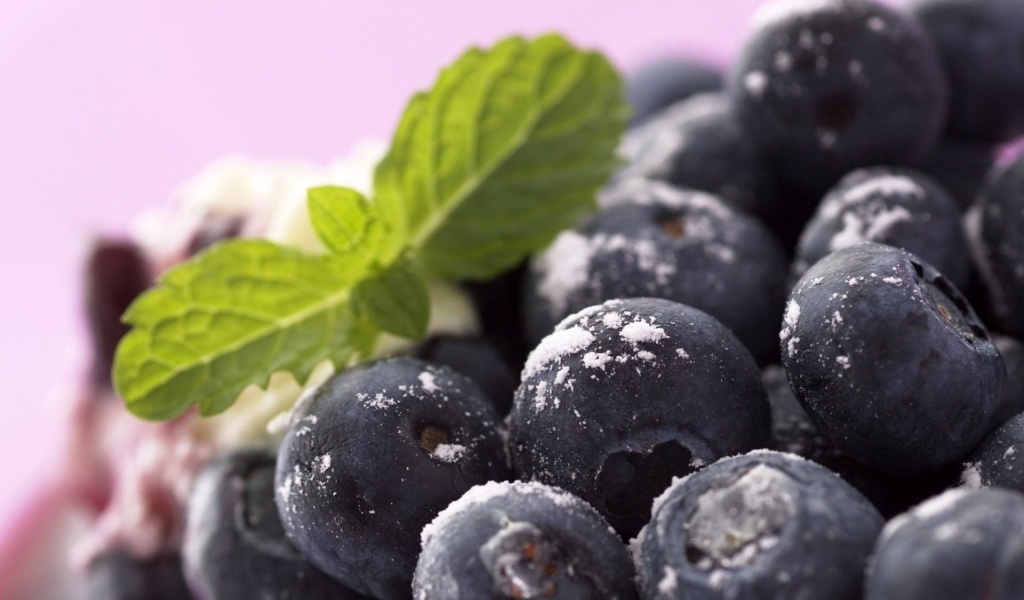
113,33,627,421
374,33,628,281
353,260,430,339
307,186,395,265
113,239,378,420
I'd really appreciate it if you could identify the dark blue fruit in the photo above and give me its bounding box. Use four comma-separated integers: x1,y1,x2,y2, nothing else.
414,481,638,599
910,0,1024,143
512,297,770,540
275,358,511,600
866,488,1024,600
626,56,723,127
918,139,997,212
962,412,1024,493
635,450,883,600
970,154,1024,339
462,262,530,372
992,335,1024,429
182,448,367,599
412,336,517,416
792,167,970,289
764,364,959,519
86,550,193,600
527,180,789,365
783,242,1003,474
730,0,948,194
615,92,788,221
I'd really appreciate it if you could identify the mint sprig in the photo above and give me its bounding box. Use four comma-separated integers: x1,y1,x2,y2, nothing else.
113,33,627,421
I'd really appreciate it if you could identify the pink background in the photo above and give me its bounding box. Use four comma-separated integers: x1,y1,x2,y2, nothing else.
0,0,774,541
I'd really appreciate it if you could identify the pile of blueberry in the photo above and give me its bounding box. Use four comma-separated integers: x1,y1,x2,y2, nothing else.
84,0,1024,598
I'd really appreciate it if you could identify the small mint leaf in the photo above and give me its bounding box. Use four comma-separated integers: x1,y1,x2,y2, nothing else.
353,260,430,339
113,239,377,420
374,33,628,281
307,186,394,264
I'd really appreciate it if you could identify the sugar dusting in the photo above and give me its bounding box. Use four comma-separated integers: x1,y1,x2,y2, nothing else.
433,443,466,463
960,462,982,489
533,232,594,318
780,300,801,340
620,322,668,344
420,481,595,549
522,326,596,380
418,372,440,393
519,300,681,415
359,392,397,410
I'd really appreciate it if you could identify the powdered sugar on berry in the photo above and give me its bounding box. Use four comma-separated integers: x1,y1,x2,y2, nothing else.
522,326,596,380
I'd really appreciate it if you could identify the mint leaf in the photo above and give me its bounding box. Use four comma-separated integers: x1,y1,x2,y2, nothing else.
113,240,377,420
114,33,626,421
353,260,430,339
307,186,394,266
374,33,628,281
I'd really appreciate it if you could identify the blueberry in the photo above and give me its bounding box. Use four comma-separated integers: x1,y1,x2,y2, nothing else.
462,262,530,371
615,93,790,222
969,154,1024,339
910,0,1024,144
783,242,1003,474
275,358,511,599
962,412,1024,492
866,488,1024,600
730,0,947,194
182,447,367,599
83,238,150,388
528,181,789,365
918,139,997,212
86,550,193,600
992,334,1024,429
511,297,770,540
764,365,959,518
626,56,723,127
792,167,970,290
411,336,518,416
414,481,638,599
635,450,883,600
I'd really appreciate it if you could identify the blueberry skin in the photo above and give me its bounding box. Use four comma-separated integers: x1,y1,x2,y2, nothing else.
512,297,771,541
792,167,970,290
412,336,518,416
962,412,1024,492
616,93,789,221
764,365,959,518
971,155,1024,339
730,0,947,194
866,488,1024,600
413,481,638,600
783,243,1003,474
275,358,511,600
635,450,883,600
919,139,997,212
182,448,367,600
86,550,193,600
910,0,1024,144
462,261,530,371
992,334,1024,429
528,181,789,366
626,56,723,127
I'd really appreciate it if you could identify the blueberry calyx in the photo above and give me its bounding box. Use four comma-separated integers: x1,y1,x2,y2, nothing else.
480,521,596,599
597,440,695,520
683,464,796,571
